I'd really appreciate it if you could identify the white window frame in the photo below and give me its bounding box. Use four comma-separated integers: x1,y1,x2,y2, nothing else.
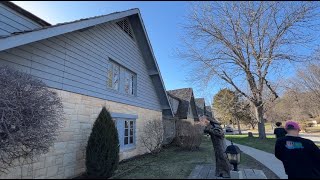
111,113,137,152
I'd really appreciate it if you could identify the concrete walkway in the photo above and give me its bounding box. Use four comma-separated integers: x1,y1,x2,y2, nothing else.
225,140,288,179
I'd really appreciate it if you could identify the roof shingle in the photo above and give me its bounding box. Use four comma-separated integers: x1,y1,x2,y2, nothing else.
167,88,195,119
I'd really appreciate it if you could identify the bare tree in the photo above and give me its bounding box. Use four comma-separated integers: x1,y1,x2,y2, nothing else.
296,63,320,101
140,119,164,155
179,1,319,138
0,66,63,173
241,102,258,130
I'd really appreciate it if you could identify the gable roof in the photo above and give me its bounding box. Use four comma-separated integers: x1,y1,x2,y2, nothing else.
0,5,173,117
0,8,139,50
195,98,205,116
1,1,51,27
167,88,198,119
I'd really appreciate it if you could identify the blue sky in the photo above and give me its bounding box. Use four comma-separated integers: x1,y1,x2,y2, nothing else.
12,1,218,104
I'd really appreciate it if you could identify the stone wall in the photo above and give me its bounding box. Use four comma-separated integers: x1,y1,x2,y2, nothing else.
0,89,162,179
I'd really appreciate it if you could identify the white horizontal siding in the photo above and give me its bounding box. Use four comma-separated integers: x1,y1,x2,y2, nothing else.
0,3,41,36
0,20,162,111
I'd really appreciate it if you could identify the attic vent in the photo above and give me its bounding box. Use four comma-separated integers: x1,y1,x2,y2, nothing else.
116,19,134,39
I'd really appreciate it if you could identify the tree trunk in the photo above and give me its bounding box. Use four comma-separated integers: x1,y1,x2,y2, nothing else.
254,105,266,139
236,118,242,135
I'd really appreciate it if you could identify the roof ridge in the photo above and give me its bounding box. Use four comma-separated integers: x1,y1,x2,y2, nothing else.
53,8,139,26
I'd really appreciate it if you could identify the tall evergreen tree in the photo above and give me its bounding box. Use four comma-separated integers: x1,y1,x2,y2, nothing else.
86,107,119,178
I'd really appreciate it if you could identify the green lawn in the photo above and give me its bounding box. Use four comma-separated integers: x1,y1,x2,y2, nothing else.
225,134,276,154
225,134,320,152
111,136,279,179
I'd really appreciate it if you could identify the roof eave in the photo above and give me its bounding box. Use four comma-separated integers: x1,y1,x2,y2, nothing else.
0,8,139,51
1,1,51,26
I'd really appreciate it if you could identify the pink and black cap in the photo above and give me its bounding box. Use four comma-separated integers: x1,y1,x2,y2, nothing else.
285,120,301,131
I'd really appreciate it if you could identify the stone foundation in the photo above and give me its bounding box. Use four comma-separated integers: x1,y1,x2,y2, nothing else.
0,89,162,179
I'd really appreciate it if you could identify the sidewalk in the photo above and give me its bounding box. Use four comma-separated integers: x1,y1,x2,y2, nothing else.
225,140,288,179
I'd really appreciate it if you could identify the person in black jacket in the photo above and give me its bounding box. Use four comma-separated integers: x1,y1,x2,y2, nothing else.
275,121,320,179
274,122,287,139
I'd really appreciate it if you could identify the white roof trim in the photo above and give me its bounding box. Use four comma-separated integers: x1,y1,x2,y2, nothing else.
0,9,139,51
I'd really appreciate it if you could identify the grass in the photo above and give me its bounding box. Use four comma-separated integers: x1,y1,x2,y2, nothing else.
112,137,214,179
111,136,279,179
225,134,276,154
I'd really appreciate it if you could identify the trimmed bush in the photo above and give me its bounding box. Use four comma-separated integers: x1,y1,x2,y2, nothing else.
140,119,164,155
86,107,119,178
175,120,203,150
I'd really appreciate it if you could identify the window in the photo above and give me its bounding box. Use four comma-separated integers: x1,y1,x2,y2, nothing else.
124,70,136,95
114,118,136,151
111,113,138,151
124,120,135,145
107,61,120,91
107,58,137,96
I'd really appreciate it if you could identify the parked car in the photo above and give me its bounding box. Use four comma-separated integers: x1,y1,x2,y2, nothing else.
306,120,317,127
225,126,234,132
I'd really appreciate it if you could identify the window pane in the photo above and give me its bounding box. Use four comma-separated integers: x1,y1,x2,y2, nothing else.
130,128,133,135
107,63,113,88
125,128,128,136
112,63,119,90
124,137,128,144
125,71,134,95
130,136,133,144
130,121,133,127
125,121,128,128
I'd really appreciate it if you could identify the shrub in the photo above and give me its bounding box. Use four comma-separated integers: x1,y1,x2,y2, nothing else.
86,107,119,178
140,119,164,155
175,120,203,150
0,66,63,173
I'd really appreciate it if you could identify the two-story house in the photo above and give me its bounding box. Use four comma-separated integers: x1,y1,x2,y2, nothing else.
0,1,173,179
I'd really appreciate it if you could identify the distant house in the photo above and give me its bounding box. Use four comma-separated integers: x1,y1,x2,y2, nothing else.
0,1,174,179
195,98,206,118
205,105,213,117
167,88,199,124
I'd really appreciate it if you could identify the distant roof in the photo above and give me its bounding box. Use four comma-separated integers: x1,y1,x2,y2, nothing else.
1,1,51,27
167,88,197,119
205,106,213,117
195,98,205,116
